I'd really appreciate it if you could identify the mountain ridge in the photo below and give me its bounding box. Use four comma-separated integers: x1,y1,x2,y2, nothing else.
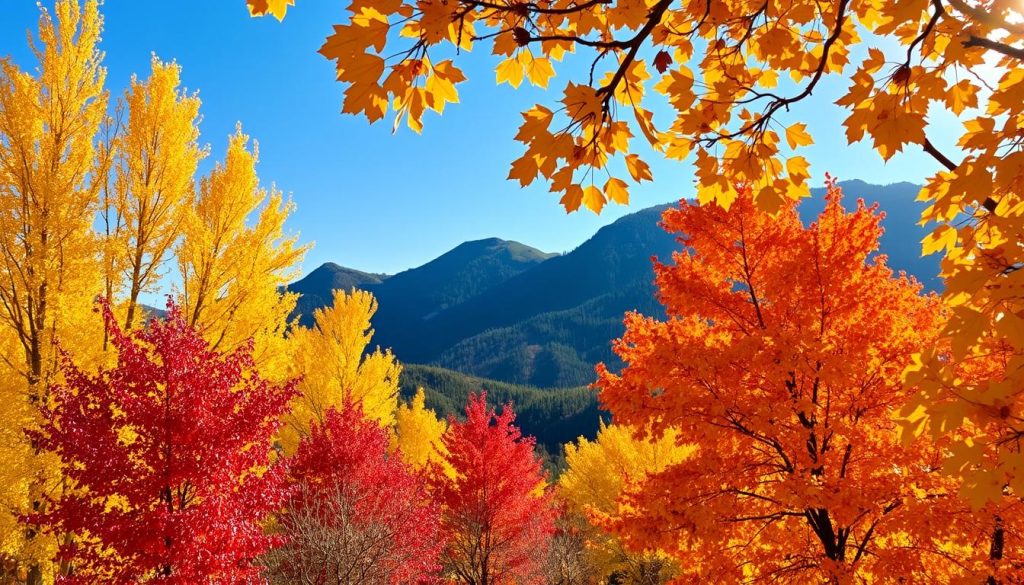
289,181,940,387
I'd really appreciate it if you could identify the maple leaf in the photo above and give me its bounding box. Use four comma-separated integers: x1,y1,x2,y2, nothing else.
785,123,814,149
582,184,606,213
625,154,653,182
248,0,294,20
653,50,673,73
604,177,630,205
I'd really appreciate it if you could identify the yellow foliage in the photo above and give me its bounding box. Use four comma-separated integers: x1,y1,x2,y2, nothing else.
392,388,450,472
0,0,107,578
559,423,688,583
107,56,205,330
176,126,308,381
282,289,401,452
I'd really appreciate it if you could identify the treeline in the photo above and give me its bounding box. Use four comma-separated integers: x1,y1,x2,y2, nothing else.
399,364,603,456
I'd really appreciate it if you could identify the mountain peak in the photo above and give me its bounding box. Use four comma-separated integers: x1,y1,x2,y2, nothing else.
440,238,557,264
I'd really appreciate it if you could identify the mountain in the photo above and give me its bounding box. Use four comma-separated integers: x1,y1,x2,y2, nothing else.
377,237,558,318
287,238,553,327
289,263,388,324
289,180,940,388
368,238,557,353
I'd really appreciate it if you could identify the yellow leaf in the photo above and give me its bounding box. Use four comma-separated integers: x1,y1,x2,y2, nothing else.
248,0,294,20
785,123,814,149
425,72,459,113
508,155,539,187
758,68,779,88
560,185,584,213
521,53,556,89
583,185,606,213
786,156,810,185
921,225,957,256
496,57,524,88
945,79,978,115
604,178,629,205
625,154,653,182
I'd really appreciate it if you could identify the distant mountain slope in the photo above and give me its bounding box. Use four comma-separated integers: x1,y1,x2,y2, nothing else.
378,238,557,317
369,238,556,351
408,205,676,361
287,238,553,327
290,180,939,388
399,364,601,456
289,263,388,325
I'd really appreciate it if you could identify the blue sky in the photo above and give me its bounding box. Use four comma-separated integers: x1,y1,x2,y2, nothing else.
0,1,960,278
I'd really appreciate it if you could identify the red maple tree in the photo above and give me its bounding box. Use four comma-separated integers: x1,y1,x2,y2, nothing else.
269,401,443,584
32,299,297,584
431,393,556,585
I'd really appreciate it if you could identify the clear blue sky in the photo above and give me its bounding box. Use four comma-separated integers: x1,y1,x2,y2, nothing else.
0,1,960,278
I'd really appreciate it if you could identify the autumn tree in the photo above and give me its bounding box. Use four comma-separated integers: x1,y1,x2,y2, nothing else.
559,423,686,584
282,289,401,451
594,183,1017,582
432,393,556,585
176,125,308,378
31,300,296,584
542,508,601,585
0,1,108,580
107,56,204,330
266,401,443,585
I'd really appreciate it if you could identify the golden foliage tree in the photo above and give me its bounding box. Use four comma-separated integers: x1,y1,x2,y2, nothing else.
107,56,204,330
0,3,313,582
176,126,307,379
282,289,402,452
595,184,1019,582
0,1,107,580
560,423,686,584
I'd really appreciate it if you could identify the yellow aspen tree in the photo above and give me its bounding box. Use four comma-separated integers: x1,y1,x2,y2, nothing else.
282,289,401,452
110,56,204,330
0,1,107,581
392,388,449,470
176,126,307,380
559,423,688,584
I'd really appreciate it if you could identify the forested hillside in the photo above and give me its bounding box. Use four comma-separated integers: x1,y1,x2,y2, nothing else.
398,364,601,456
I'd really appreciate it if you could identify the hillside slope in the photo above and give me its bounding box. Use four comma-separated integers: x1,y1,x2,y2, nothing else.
291,181,940,388
399,364,601,456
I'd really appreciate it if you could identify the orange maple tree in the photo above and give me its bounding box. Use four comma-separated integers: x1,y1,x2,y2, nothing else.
594,182,1022,582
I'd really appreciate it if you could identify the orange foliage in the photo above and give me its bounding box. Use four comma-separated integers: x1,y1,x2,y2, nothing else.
595,182,1023,582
